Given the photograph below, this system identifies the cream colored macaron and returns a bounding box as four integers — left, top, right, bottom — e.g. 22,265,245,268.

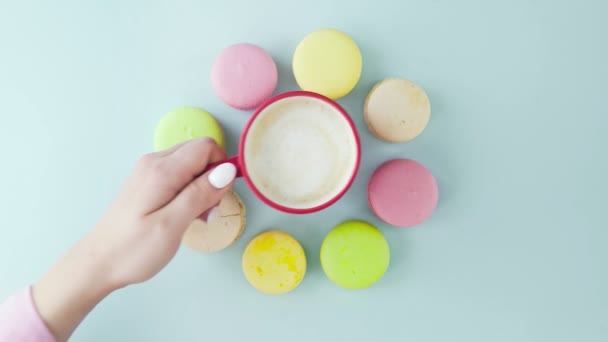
364,78,431,142
182,191,246,253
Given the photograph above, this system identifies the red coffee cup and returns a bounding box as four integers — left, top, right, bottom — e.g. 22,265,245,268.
208,91,361,214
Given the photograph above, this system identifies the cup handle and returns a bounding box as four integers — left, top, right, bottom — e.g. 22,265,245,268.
205,155,243,178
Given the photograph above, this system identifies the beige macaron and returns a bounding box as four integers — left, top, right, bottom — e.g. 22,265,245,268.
364,78,431,142
182,191,246,253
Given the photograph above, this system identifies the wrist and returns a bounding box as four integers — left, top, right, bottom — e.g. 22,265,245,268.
74,230,124,295
32,234,117,341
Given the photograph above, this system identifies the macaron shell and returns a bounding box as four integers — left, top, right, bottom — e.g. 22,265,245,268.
242,230,306,295
182,191,246,253
364,78,431,142
154,107,225,151
292,29,362,99
368,159,438,227
320,220,390,289
211,43,278,110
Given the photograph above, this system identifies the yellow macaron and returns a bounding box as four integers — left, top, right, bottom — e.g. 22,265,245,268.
242,230,306,295
293,29,362,99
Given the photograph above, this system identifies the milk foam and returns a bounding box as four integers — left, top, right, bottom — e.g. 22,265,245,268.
244,96,357,209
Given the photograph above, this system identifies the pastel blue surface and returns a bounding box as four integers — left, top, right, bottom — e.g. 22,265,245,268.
1,0,606,341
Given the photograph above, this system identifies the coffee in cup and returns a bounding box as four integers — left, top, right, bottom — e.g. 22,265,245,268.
243,95,358,210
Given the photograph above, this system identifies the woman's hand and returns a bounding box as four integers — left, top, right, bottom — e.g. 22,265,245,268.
32,138,236,342
88,137,236,287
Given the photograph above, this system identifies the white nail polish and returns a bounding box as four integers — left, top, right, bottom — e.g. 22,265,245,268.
207,206,218,222
208,163,236,189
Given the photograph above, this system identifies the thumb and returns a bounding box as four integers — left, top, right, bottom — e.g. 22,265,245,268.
160,163,237,229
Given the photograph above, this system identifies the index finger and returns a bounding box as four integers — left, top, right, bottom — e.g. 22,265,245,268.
142,138,226,214
164,138,227,180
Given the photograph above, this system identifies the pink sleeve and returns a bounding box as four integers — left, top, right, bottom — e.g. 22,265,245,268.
0,287,56,342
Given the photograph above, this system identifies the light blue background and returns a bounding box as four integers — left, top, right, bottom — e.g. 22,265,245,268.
1,0,606,341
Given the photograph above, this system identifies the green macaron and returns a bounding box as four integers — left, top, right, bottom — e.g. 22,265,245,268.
320,220,390,289
154,106,225,151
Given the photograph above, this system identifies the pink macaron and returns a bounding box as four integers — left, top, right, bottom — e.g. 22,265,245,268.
211,43,278,110
368,159,438,227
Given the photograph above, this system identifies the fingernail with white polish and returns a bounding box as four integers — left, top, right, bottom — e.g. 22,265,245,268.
208,163,236,189
207,206,218,222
